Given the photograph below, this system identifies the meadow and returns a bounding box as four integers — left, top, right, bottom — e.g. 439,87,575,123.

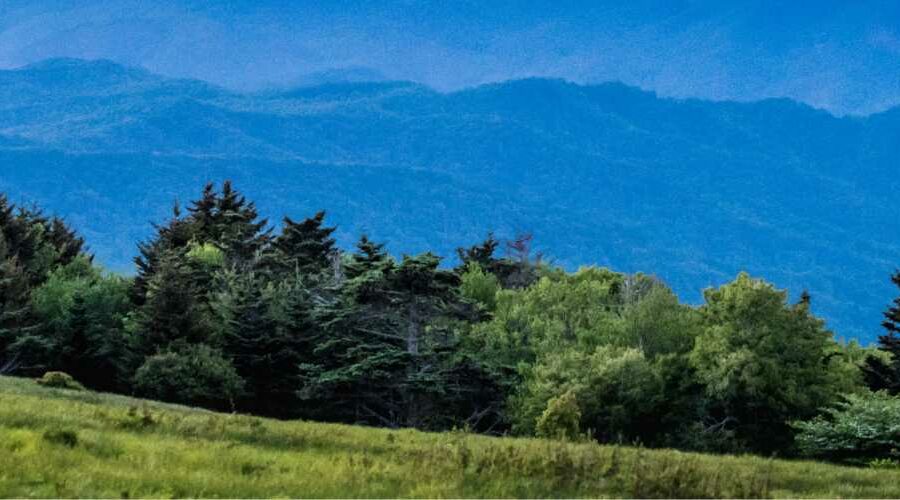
1,375,899,498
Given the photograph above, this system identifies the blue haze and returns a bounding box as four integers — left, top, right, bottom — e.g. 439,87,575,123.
1,59,900,344
4,1,900,115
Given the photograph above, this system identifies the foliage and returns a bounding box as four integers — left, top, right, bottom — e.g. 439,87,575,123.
459,262,500,312
512,345,665,443
133,344,244,411
214,271,317,417
0,184,881,460
793,391,900,463
535,389,581,440
469,268,625,369
29,257,132,390
691,273,845,453
35,371,84,391
862,271,900,395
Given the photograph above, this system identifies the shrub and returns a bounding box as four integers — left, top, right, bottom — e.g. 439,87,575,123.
133,344,244,411
35,371,85,391
792,390,900,463
536,390,581,440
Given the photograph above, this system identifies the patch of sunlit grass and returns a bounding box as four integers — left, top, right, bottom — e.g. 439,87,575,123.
1,375,898,498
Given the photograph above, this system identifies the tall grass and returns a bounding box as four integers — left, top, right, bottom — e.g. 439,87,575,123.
1,375,898,498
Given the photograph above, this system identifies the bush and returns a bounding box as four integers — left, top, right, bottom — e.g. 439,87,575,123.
536,390,582,440
35,371,85,391
133,344,244,411
792,390,900,463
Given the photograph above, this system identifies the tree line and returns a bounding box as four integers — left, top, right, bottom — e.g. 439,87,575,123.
1,181,899,462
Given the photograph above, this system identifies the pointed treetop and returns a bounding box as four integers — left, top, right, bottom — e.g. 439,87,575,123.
273,211,337,275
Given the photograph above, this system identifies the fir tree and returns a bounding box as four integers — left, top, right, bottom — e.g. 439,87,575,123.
456,233,536,289
0,237,41,373
212,181,270,262
219,273,316,417
131,250,211,357
271,211,337,276
300,249,478,429
862,271,900,394
345,235,390,279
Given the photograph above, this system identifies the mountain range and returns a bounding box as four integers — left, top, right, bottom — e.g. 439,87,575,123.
1,58,899,343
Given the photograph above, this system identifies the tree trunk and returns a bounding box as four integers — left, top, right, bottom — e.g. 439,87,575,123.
406,303,419,355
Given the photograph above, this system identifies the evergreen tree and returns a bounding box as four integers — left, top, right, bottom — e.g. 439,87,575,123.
862,271,900,394
345,235,390,279
271,211,337,276
456,233,502,271
0,196,89,374
132,203,195,305
300,247,489,429
59,292,89,378
217,272,316,417
209,181,270,263
130,250,212,357
0,238,42,373
456,233,537,289
133,182,269,305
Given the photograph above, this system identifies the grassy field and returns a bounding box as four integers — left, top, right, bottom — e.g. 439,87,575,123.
1,376,899,498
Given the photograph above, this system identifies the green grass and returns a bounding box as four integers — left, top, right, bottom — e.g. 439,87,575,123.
1,376,899,498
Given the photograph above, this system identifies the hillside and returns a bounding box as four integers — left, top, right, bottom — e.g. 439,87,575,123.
2,58,900,341
1,375,898,498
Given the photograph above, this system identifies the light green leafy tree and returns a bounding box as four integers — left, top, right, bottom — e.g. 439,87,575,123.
691,272,844,453
793,390,900,463
511,345,664,443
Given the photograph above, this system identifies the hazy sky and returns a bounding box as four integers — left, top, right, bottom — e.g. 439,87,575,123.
3,0,900,115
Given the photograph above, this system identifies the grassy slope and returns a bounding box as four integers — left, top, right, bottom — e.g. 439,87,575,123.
1,376,899,498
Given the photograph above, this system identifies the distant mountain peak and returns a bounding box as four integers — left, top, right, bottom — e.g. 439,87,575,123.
18,57,152,78
273,79,427,100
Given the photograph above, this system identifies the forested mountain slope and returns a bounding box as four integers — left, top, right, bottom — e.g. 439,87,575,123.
1,58,898,342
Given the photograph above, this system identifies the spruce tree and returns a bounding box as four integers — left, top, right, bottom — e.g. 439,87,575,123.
131,250,211,357
271,211,337,276
133,182,270,305
0,196,88,374
219,273,316,417
0,237,40,373
456,233,501,271
300,246,482,429
456,233,536,289
59,292,89,380
132,203,196,304
344,235,390,279
863,271,900,394
212,181,270,262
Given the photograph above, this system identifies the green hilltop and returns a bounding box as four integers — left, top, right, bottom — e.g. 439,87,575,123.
2,375,900,498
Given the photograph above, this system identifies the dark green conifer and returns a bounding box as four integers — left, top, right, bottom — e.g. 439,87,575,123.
220,273,315,417
863,271,900,394
272,211,336,276
131,250,211,357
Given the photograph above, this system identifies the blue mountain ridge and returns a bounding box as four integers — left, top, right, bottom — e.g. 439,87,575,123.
1,58,898,343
